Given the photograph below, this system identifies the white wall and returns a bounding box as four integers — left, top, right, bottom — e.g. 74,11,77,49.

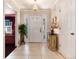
15,9,21,47
51,0,76,59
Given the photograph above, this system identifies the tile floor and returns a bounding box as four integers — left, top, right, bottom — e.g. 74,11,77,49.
6,43,64,59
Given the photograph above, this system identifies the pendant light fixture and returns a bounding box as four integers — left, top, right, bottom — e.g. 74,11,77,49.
33,0,38,11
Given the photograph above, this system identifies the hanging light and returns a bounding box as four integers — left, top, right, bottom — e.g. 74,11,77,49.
33,0,38,11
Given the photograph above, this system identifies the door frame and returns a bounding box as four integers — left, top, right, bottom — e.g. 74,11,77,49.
25,15,47,43
21,9,50,42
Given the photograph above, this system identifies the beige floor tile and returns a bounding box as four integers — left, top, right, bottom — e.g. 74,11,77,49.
42,55,58,59
6,43,64,59
6,56,29,59
29,55,42,59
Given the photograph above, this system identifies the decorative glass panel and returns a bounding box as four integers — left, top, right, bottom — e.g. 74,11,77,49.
5,19,12,34
7,27,11,32
5,20,11,26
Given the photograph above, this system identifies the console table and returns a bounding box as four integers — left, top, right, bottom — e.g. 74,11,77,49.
48,34,58,51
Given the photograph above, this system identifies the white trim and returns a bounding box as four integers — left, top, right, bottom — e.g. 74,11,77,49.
24,16,30,43
15,10,20,47
15,14,17,47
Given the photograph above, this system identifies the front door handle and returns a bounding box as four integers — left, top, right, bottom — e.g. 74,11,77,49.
70,33,75,35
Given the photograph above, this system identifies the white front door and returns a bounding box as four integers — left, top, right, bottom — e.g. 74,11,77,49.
29,15,43,42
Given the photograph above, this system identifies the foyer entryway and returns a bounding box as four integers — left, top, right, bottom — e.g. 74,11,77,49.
22,10,49,43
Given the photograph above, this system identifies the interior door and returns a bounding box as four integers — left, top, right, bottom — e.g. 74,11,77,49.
29,15,43,42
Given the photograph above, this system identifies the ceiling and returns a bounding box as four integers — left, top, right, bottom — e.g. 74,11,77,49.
5,0,59,10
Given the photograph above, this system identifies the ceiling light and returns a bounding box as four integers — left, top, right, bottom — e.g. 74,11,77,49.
33,0,38,11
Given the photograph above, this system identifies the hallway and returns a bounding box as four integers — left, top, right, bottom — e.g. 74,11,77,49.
6,43,64,59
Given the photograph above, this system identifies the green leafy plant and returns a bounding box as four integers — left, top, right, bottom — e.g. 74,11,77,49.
18,24,27,45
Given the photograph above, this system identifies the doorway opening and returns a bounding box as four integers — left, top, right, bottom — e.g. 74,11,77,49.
24,14,48,43
5,14,16,57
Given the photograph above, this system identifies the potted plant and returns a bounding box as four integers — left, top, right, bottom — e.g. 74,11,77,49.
18,24,27,45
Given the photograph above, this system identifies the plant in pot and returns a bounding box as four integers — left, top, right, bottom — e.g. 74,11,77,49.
18,24,27,45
